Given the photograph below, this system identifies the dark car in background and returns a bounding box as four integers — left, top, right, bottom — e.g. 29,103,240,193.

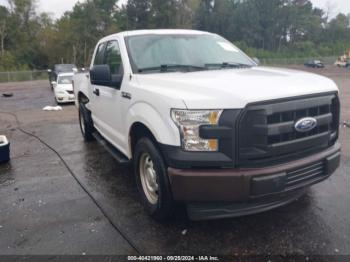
48,64,77,89
345,60,350,69
304,60,325,68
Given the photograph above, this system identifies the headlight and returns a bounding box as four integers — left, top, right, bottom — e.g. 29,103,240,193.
171,109,223,152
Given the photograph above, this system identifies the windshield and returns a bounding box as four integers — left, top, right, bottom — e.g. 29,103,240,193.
125,34,255,73
58,75,73,84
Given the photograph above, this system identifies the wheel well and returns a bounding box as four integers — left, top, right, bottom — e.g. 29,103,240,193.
129,123,158,157
78,92,89,104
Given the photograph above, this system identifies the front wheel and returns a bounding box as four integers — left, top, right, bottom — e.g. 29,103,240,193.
79,103,94,142
134,137,175,221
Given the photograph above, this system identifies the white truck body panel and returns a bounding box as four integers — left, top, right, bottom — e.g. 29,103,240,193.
74,29,339,159
134,67,338,109
73,72,90,107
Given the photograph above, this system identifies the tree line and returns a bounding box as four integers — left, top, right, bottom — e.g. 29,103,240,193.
0,0,350,70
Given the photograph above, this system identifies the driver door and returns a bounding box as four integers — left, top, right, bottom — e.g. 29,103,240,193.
90,40,125,152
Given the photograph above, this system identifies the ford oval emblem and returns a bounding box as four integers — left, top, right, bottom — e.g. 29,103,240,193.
295,117,318,133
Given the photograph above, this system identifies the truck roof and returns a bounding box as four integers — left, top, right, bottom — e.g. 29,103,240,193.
99,29,213,42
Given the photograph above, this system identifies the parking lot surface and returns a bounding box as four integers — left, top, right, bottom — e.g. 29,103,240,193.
0,66,349,256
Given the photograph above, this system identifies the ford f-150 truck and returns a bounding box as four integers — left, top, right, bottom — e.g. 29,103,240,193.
73,30,341,221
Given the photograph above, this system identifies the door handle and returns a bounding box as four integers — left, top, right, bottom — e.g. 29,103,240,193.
122,92,132,100
93,88,100,96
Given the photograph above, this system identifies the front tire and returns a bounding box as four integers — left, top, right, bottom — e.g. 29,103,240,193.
79,103,94,142
134,137,175,221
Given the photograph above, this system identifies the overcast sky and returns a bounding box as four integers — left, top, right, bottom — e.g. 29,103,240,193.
0,0,349,19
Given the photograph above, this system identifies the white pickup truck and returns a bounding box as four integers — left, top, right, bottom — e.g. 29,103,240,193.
73,29,341,221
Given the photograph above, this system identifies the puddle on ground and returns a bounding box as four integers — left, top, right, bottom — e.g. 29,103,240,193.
0,163,14,186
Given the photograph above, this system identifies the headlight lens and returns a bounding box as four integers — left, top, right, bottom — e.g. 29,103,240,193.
171,110,223,152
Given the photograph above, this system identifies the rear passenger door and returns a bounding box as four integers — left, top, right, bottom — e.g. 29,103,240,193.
90,40,126,153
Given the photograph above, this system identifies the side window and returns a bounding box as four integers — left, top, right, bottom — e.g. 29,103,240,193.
105,41,123,74
94,42,107,65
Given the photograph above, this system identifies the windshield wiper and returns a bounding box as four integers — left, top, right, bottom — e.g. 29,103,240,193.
138,64,207,73
205,62,252,69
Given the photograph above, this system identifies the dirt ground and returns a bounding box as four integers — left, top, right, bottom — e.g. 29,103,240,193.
0,65,349,257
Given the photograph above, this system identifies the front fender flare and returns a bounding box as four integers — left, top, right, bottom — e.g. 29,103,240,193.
126,102,180,157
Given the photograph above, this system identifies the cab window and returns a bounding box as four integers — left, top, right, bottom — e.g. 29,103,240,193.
94,42,107,65
105,41,123,74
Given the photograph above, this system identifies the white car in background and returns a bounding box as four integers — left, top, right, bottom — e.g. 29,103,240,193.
52,72,75,104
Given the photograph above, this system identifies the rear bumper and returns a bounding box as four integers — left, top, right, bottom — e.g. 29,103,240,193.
168,143,341,203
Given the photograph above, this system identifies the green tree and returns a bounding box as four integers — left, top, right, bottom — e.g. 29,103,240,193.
1,0,350,71
0,6,9,55
125,0,152,29
176,0,200,29
150,0,180,28
326,14,350,43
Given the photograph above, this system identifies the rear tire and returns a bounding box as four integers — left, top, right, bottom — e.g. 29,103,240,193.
79,103,94,142
134,137,175,221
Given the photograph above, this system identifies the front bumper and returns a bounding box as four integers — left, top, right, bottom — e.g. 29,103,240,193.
168,143,340,219
187,189,306,221
56,94,75,103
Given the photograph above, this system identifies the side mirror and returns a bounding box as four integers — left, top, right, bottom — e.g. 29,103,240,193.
90,65,122,89
252,57,260,65
90,65,111,86
111,74,123,89
51,81,57,87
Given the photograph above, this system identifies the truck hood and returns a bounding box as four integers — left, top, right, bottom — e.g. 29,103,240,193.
135,66,338,109
57,84,73,92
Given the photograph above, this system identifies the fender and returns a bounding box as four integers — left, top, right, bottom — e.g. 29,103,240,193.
126,102,181,157
73,73,91,108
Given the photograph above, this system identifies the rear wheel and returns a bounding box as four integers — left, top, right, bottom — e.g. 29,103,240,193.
134,137,175,221
79,103,94,142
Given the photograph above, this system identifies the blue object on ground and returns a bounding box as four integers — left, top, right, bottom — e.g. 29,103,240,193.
0,135,10,163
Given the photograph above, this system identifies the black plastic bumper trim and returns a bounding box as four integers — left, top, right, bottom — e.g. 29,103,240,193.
160,144,233,169
199,126,233,139
187,190,305,221
250,150,340,197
